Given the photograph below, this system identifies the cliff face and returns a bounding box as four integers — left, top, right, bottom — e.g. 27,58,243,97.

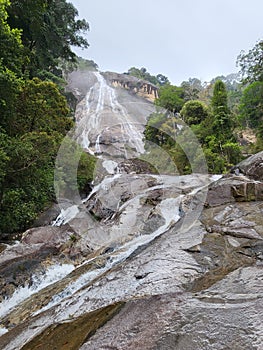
102,71,159,102
2,68,263,349
66,70,159,103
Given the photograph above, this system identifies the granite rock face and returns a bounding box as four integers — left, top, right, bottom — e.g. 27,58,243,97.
1,73,263,349
232,150,263,180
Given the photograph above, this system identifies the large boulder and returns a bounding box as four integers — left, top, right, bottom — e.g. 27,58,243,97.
231,150,263,180
205,151,263,207
206,176,263,207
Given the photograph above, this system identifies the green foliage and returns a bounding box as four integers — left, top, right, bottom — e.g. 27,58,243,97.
0,66,22,126
0,0,24,74
143,112,168,146
180,100,209,125
0,188,38,233
144,79,242,174
181,78,203,101
239,81,263,128
211,80,229,114
0,131,59,233
237,40,263,83
55,137,96,199
0,0,24,126
126,67,169,86
77,57,98,71
0,1,96,235
7,0,89,77
140,144,179,175
77,152,97,194
155,85,185,113
14,78,73,136
0,130,10,185
211,80,233,139
144,112,207,174
127,67,158,85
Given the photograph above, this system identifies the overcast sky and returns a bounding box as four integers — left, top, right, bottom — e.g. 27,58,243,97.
70,0,262,85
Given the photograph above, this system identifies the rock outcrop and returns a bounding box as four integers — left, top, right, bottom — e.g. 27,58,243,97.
102,71,159,102
232,150,263,180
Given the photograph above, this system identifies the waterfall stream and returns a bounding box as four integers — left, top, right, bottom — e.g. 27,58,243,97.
2,71,257,350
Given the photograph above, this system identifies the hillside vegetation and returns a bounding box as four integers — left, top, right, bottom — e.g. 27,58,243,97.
0,0,95,235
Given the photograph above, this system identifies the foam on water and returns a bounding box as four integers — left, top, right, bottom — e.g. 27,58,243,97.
34,196,183,315
0,326,8,336
52,205,79,226
0,263,75,320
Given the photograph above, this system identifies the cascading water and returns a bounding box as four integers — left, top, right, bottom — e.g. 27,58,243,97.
76,72,146,157
1,70,256,350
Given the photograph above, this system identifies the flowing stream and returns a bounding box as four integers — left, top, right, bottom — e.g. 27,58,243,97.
76,72,146,156
2,71,253,350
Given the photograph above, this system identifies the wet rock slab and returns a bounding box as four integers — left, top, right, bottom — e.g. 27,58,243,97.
0,225,80,301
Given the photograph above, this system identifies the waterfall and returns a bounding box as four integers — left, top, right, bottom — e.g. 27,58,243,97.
76,72,146,157
0,71,223,350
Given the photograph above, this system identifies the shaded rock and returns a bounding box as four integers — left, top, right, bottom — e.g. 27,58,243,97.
140,212,165,235
209,225,262,240
118,158,158,174
21,225,77,247
206,176,263,207
0,244,6,254
33,204,61,227
232,151,263,180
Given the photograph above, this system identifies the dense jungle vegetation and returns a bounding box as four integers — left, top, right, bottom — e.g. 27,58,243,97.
0,0,95,235
136,40,263,174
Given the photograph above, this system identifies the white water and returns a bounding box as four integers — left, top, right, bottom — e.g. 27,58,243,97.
95,134,102,154
52,205,79,226
77,72,145,156
84,173,122,203
0,326,8,336
33,196,183,315
0,264,75,320
102,160,119,174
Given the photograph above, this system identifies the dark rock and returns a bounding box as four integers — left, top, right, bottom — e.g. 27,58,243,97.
118,158,158,174
21,225,77,247
33,204,61,227
231,150,263,180
206,176,263,207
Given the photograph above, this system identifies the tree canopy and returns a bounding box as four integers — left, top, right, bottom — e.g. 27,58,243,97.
180,100,209,125
0,0,95,236
126,67,170,86
7,0,89,78
237,40,263,83
155,84,185,114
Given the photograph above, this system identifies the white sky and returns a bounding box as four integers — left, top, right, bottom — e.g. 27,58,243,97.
70,0,262,85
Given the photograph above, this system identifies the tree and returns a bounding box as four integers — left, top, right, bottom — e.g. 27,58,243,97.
126,67,169,86
0,0,24,72
180,100,209,125
0,0,96,236
0,131,59,232
239,81,263,128
144,112,168,146
156,74,170,86
237,40,263,83
211,80,233,137
7,78,73,136
7,0,89,77
127,67,158,85
155,84,185,114
181,78,203,101
0,0,24,125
